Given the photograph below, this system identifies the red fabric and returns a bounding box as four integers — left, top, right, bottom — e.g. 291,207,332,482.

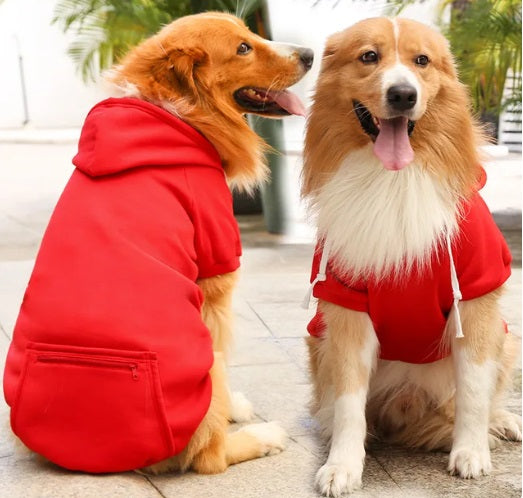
3,98,241,472
307,188,511,364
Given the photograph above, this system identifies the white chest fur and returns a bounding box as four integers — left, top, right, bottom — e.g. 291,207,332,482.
313,147,460,282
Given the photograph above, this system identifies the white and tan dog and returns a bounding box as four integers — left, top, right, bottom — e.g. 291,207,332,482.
302,17,521,496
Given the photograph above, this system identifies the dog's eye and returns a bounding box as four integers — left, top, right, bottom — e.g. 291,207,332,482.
415,55,430,66
237,42,252,55
360,51,378,64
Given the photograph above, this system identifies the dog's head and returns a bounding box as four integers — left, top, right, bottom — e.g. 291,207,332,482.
303,18,481,196
108,13,313,189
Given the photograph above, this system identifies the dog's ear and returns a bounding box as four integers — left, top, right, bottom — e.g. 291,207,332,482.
435,37,458,80
154,47,209,97
321,32,343,70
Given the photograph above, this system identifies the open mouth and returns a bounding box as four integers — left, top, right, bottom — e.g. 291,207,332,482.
353,100,415,141
234,87,306,117
353,100,416,171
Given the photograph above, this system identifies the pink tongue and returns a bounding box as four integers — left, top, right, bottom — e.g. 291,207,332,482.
267,90,306,117
373,116,414,170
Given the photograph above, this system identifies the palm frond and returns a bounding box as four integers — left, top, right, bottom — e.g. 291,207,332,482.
53,0,265,82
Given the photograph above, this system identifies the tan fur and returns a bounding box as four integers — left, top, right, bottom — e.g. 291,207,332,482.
197,271,239,356
130,13,309,475
452,289,505,363
309,294,520,452
108,12,307,191
321,301,373,395
302,17,483,199
304,18,520,489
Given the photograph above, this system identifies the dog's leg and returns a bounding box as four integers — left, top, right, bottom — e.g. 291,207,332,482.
190,357,286,473
489,332,522,444
315,302,379,497
198,271,254,422
448,291,507,478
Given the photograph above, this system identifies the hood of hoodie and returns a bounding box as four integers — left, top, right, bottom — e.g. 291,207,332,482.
73,98,222,177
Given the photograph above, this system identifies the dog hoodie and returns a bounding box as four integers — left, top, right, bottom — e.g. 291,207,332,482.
306,176,511,364
3,97,241,472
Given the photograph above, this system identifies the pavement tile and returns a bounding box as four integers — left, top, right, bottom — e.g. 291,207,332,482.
231,299,272,339
228,362,311,438
370,441,522,497
0,455,161,498
149,439,321,498
246,300,316,338
0,260,33,338
229,334,291,366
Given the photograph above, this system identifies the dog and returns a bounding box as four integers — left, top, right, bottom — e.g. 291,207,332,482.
3,12,312,475
301,17,521,496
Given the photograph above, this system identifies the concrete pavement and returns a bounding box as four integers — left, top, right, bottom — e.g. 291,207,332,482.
0,141,520,497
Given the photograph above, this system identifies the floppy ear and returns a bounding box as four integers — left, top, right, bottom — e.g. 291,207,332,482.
153,47,208,97
320,32,343,71
435,37,458,80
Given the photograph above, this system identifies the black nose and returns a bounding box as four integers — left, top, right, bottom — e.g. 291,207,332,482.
298,48,314,71
387,84,417,111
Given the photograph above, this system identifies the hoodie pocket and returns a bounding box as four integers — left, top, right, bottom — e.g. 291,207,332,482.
12,343,174,473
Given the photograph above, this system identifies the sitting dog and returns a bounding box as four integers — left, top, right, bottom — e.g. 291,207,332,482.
3,12,313,474
302,17,520,496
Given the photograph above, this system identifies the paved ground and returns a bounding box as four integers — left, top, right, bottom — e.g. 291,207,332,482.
0,142,520,497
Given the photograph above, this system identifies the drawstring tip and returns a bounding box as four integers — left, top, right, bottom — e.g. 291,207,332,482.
301,288,313,310
452,300,464,339
301,274,326,310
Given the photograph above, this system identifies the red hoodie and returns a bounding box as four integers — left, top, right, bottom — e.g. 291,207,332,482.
3,98,241,472
307,180,511,364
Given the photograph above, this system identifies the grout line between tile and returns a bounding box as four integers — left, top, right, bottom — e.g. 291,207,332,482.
0,321,10,341
143,475,168,498
372,454,402,489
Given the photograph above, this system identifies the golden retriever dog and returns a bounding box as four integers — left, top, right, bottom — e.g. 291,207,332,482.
4,13,312,475
301,17,520,496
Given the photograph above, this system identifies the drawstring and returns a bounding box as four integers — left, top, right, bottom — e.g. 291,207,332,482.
446,231,464,339
302,232,464,339
301,237,332,309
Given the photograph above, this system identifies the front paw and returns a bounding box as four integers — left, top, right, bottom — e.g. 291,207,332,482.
448,446,492,478
242,421,288,456
315,461,363,497
229,391,254,422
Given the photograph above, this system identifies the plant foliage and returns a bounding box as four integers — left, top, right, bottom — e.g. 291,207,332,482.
53,0,263,81
443,0,521,117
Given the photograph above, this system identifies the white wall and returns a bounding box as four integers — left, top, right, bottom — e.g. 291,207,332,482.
0,0,105,128
0,0,441,132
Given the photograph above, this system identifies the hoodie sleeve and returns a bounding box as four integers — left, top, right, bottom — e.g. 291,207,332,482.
184,166,242,279
455,193,511,300
310,248,369,312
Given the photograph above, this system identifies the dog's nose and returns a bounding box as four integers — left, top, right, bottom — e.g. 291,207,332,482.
298,48,314,71
387,84,417,111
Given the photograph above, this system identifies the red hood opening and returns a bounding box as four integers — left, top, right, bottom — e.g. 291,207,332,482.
73,98,221,177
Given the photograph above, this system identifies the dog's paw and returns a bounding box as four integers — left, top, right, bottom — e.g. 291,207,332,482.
490,409,522,442
448,446,491,478
230,391,254,423
315,462,363,497
242,421,288,456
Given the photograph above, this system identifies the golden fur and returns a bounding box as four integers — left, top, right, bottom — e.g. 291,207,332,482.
303,17,520,494
109,12,308,191
103,12,311,475
302,17,482,199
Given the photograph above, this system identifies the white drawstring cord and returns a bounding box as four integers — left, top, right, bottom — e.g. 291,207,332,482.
446,231,464,339
302,232,464,340
301,237,332,309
